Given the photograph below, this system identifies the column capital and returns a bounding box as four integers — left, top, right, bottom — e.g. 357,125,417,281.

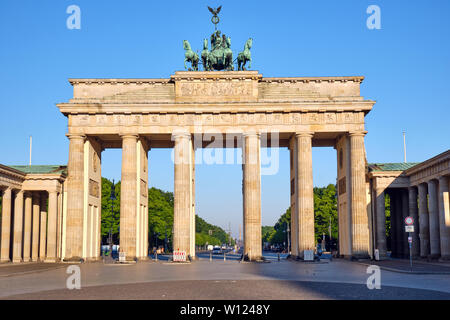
295,132,313,138
438,175,449,184
348,131,367,137
119,133,139,139
242,132,260,138
66,133,86,140
171,132,191,140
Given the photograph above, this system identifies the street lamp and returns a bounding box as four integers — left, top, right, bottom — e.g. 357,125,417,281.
109,179,116,257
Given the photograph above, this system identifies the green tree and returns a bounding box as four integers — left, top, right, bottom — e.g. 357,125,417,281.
313,184,338,241
261,226,275,243
148,187,174,247
101,178,120,243
269,207,291,245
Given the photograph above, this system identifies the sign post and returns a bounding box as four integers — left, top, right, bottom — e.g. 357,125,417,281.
405,216,414,272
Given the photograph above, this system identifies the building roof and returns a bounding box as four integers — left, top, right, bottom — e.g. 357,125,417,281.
8,165,67,175
368,162,420,172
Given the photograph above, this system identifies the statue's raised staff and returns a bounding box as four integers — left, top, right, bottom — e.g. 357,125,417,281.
237,38,252,71
183,40,199,71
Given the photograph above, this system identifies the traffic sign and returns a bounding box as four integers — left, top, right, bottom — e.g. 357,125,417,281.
408,236,412,243
405,216,414,225
405,225,414,232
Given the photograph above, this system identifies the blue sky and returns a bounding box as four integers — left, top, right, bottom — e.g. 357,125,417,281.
1,1,449,237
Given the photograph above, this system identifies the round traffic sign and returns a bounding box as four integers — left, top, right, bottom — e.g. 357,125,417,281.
405,216,414,225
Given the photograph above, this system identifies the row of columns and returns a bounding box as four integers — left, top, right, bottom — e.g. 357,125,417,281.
0,189,60,263
375,175,450,260
62,130,370,262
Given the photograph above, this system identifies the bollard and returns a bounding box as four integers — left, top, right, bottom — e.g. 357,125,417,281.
155,252,158,262
278,253,280,261
210,251,212,262
224,252,226,261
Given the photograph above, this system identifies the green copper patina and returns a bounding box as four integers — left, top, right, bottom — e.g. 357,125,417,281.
183,6,252,72
237,38,252,71
183,40,199,71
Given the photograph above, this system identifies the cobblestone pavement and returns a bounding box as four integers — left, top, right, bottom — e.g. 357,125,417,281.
0,257,449,300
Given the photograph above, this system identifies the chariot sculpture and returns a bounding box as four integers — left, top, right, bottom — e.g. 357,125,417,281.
183,6,253,71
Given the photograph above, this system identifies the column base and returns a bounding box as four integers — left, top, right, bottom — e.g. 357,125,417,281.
12,258,23,263
138,256,150,261
63,256,84,263
428,254,441,261
44,257,60,263
243,254,264,262
22,258,31,263
439,256,450,261
0,258,11,264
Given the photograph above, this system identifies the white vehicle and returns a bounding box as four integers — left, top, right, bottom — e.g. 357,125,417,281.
212,246,221,254
207,245,214,251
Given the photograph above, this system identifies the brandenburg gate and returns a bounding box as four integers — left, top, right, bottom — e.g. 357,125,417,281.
57,70,376,262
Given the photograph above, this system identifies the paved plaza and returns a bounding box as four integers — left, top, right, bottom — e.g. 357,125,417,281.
1,254,449,300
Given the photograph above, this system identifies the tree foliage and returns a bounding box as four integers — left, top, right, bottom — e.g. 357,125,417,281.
100,177,232,250
266,184,339,246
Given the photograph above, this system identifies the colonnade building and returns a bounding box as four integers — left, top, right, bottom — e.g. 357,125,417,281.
0,71,448,263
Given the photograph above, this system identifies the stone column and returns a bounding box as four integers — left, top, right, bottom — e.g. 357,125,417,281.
428,180,441,258
375,187,387,258
289,138,298,257
295,133,315,258
173,133,193,256
23,192,33,262
31,193,40,262
408,186,420,258
1,188,12,262
64,134,85,261
438,176,450,259
46,191,58,262
39,193,48,260
120,134,138,261
12,190,24,263
349,132,370,258
401,189,410,257
242,132,262,261
418,183,430,258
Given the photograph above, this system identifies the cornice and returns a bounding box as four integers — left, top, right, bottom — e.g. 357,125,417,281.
260,76,364,84
69,78,171,86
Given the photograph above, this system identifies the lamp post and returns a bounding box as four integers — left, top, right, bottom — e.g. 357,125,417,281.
109,180,116,257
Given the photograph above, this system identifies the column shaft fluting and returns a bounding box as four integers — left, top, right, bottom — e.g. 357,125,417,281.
39,194,48,260
418,183,430,257
438,176,450,259
46,191,58,261
296,133,315,258
242,133,262,260
173,133,193,256
349,132,370,257
31,193,40,261
408,187,420,257
428,180,441,258
375,188,387,257
120,134,138,261
12,191,24,263
1,188,12,262
65,134,85,260
23,193,32,262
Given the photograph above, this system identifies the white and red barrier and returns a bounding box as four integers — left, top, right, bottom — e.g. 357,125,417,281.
173,250,187,262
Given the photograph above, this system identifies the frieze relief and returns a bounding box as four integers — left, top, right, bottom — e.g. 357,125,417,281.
178,81,252,97
71,111,358,128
